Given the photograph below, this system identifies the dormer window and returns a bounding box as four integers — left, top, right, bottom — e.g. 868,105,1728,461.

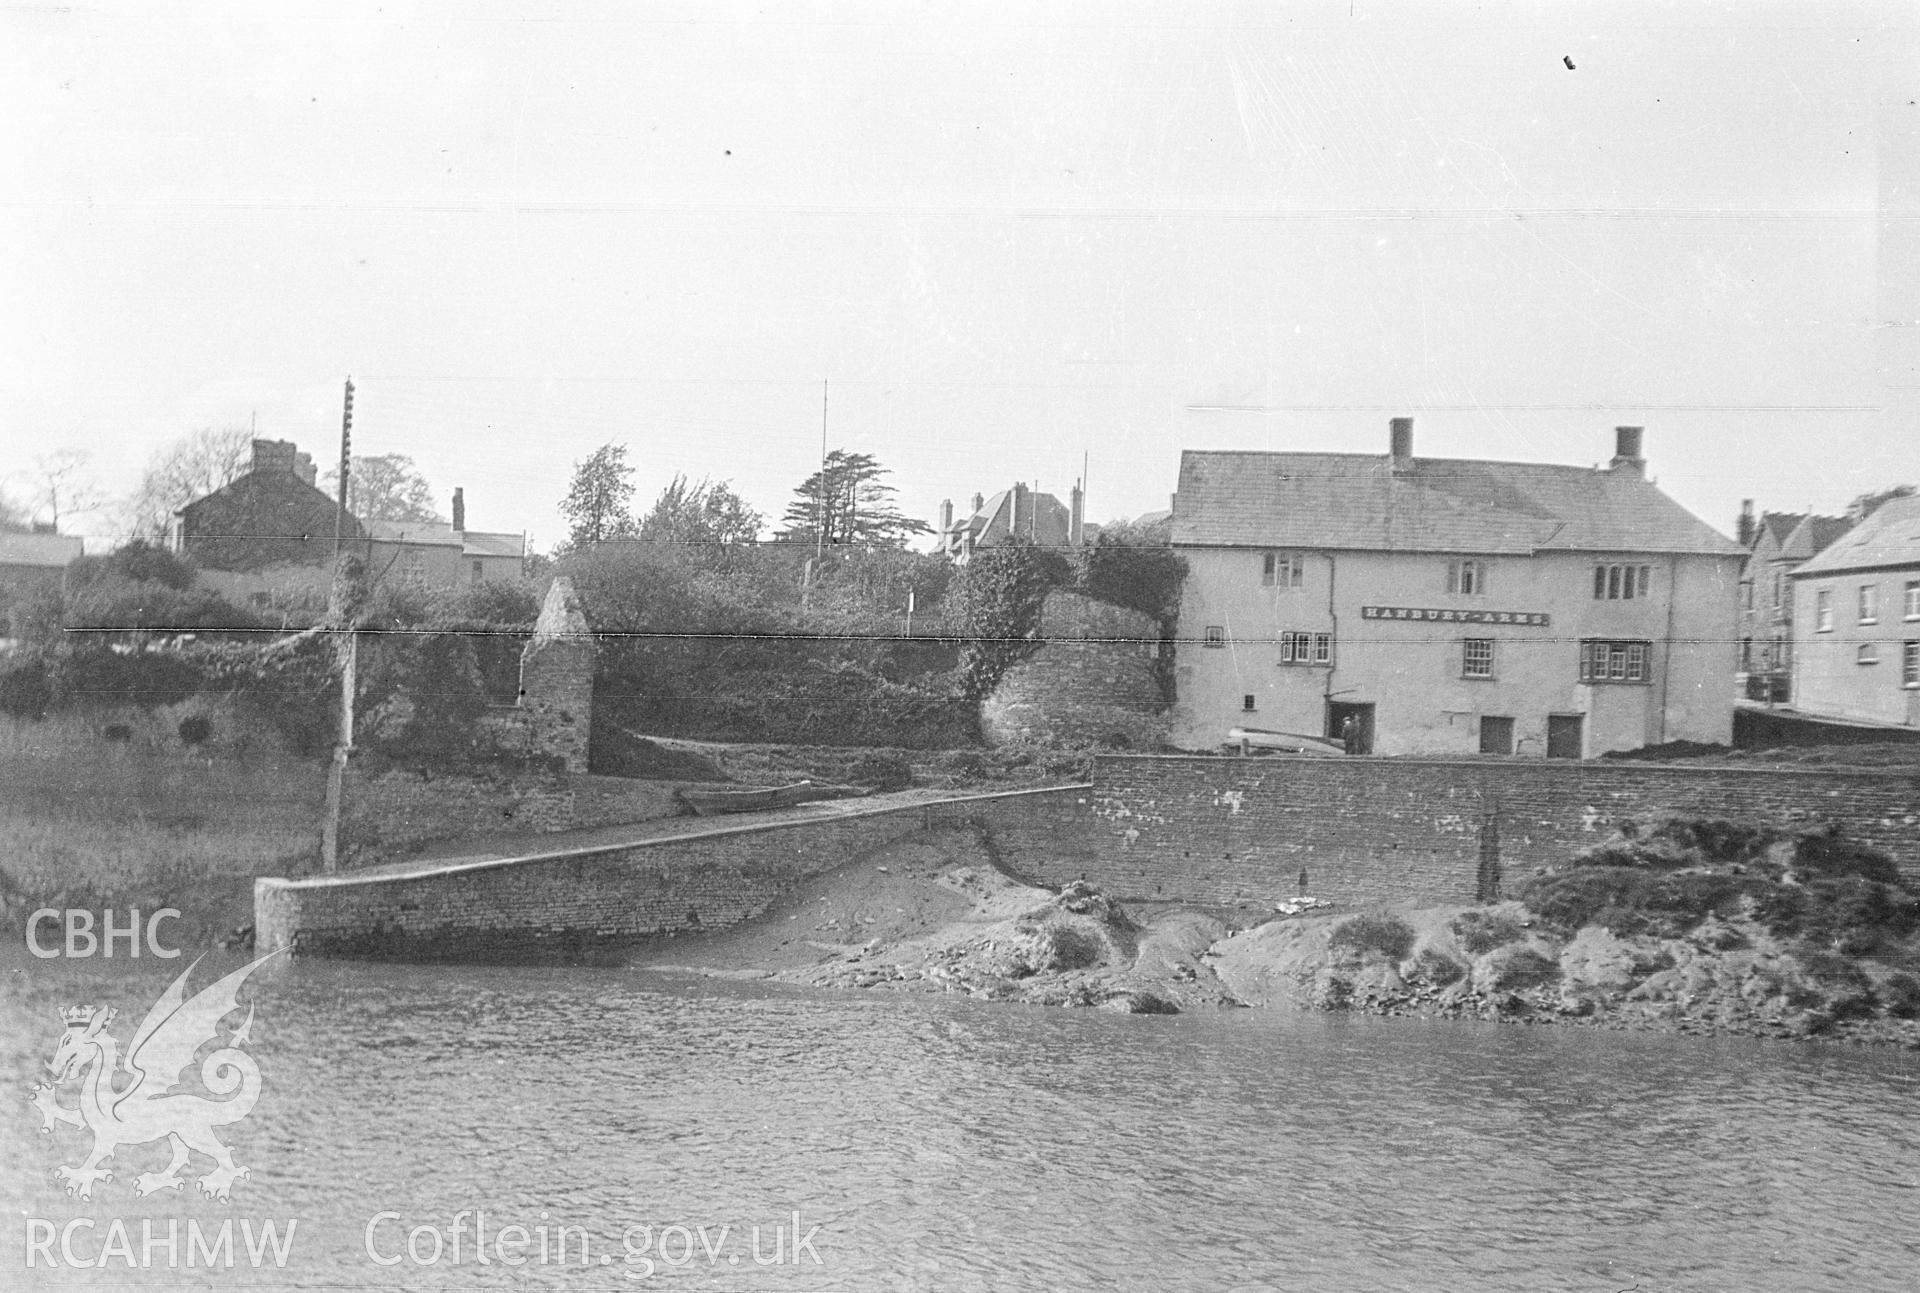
1262,552,1303,589
1447,560,1486,596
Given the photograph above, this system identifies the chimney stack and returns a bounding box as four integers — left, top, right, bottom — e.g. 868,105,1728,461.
1389,417,1414,469
1737,499,1756,547
1610,426,1646,475
452,487,466,533
938,498,953,535
293,452,317,487
250,438,297,477
1070,480,1084,546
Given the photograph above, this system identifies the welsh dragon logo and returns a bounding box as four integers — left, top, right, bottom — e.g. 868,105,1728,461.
28,951,282,1202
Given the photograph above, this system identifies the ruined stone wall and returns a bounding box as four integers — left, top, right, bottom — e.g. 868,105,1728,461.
981,590,1167,749
477,577,595,772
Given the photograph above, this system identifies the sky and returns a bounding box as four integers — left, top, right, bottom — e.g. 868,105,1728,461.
3,0,1915,553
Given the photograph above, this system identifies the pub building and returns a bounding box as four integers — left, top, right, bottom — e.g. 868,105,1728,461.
1168,420,1742,757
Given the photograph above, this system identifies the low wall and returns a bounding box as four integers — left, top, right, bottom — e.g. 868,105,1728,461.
1073,755,1920,909
256,785,1094,961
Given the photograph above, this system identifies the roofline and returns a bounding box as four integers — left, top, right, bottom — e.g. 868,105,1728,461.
1170,539,1742,559
1178,448,1627,476
1789,558,1920,578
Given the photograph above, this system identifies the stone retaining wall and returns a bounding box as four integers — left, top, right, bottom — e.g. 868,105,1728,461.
256,785,1095,961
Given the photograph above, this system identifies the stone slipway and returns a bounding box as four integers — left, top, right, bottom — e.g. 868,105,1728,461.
254,783,1096,962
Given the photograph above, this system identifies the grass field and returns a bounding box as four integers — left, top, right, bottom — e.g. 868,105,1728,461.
0,713,326,909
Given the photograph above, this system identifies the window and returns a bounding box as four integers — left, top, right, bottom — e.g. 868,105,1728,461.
1262,552,1303,589
1740,581,1753,611
1447,560,1486,595
1815,589,1833,632
472,560,485,584
1905,641,1920,688
1462,638,1495,679
1907,581,1920,620
1203,625,1226,649
1242,694,1257,712
1859,584,1879,624
1279,631,1333,666
1593,563,1652,600
1740,638,1752,670
1579,639,1652,684
1772,568,1785,608
1858,643,1880,665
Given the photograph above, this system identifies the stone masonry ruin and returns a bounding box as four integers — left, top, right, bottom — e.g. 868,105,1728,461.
479,576,596,772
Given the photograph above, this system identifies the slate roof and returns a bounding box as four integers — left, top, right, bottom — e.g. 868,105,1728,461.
0,531,83,567
1757,511,1806,548
1792,495,1920,576
1171,451,1741,557
365,520,462,548
461,530,526,559
1777,514,1853,563
941,487,1073,548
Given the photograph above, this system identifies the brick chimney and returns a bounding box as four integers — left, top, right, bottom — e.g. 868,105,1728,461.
250,439,297,476
1388,417,1414,472
293,452,317,487
970,492,984,516
1737,499,1756,547
938,498,952,535
1610,426,1646,475
1070,479,1084,545
452,487,466,533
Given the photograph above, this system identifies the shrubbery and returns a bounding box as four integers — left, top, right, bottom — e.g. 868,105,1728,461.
1328,913,1415,962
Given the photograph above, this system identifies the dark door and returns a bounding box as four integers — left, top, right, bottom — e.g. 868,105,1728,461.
1326,701,1375,755
1546,714,1584,759
1478,716,1515,755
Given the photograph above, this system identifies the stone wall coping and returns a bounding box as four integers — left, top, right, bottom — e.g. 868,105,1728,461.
256,782,1092,895
1097,753,1920,783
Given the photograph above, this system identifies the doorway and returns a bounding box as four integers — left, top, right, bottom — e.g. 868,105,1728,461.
1478,716,1515,756
1546,714,1584,759
1326,701,1375,755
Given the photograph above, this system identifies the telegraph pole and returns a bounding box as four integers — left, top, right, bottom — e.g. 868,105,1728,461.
320,378,356,873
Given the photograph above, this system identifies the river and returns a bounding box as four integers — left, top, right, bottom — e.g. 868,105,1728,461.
4,950,1917,1291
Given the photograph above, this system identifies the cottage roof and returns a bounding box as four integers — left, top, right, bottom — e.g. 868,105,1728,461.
1792,495,1920,576
1171,451,1741,557
365,519,462,548
461,530,526,559
0,530,83,567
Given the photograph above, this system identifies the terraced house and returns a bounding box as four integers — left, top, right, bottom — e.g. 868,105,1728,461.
1788,494,1920,728
1170,421,1743,757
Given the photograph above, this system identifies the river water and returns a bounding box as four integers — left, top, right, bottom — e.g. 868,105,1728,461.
4,949,1918,1291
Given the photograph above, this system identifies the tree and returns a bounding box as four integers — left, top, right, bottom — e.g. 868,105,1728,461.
637,474,763,548
951,534,1070,701
1071,514,1187,628
124,426,252,540
777,450,932,549
322,453,442,524
0,489,29,532
28,450,103,531
1847,484,1917,522
559,442,639,550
